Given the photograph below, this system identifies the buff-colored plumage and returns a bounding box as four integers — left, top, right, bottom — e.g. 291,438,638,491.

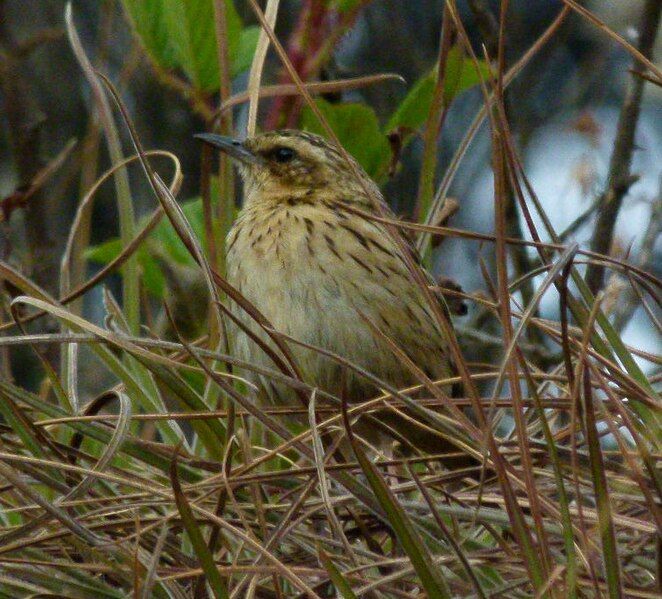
222,130,453,414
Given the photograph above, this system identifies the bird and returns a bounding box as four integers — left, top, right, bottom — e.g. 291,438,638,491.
197,129,467,460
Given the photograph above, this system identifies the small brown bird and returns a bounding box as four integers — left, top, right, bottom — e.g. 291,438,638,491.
198,129,463,455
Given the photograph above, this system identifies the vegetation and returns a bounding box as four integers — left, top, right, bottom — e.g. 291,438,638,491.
0,1,659,597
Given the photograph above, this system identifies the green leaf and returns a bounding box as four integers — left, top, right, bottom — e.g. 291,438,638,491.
86,240,165,298
121,0,178,68
387,69,436,132
443,45,491,103
140,254,167,297
85,237,122,264
234,26,261,75
387,46,491,132
301,98,391,180
155,198,205,265
122,0,250,91
162,0,239,91
85,198,205,299
334,0,362,12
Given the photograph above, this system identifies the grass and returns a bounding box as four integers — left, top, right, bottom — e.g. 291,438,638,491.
0,1,659,598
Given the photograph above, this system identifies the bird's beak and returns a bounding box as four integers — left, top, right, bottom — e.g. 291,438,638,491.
195,133,264,165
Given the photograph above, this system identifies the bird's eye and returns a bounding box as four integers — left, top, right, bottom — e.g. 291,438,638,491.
272,147,296,163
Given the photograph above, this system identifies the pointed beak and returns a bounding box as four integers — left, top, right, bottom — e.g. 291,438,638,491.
195,133,264,165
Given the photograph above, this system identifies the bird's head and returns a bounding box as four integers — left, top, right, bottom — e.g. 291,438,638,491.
196,129,373,203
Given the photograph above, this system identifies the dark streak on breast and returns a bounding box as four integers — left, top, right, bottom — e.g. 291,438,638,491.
227,229,239,253
387,264,405,277
375,265,390,278
250,232,263,249
369,237,396,258
341,224,369,249
348,252,372,274
322,199,349,220
324,233,341,259
285,194,314,206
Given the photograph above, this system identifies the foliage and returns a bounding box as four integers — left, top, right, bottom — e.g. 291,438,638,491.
86,40,490,283
86,198,205,298
122,0,258,90
0,2,659,599
386,45,493,132
301,99,391,180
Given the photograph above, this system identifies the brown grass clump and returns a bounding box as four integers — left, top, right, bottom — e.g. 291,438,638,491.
0,1,659,598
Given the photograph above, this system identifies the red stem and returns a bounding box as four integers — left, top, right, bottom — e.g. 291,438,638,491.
264,0,337,129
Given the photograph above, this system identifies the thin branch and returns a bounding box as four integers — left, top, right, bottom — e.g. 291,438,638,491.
585,0,661,294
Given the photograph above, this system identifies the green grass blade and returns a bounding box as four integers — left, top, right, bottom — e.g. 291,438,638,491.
343,405,453,598
169,449,229,599
582,368,623,598
318,548,359,599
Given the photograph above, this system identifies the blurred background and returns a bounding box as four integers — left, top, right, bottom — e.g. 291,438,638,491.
1,0,660,395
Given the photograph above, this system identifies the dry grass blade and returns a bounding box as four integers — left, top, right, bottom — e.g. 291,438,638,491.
419,5,571,253
318,547,359,599
65,1,139,332
0,459,104,548
0,150,181,390
96,73,223,315
341,399,454,598
490,243,579,403
215,73,405,119
0,138,76,224
140,523,170,599
187,505,324,597
265,325,479,452
409,465,488,598
60,150,182,293
0,2,658,597
246,0,280,136
560,0,662,83
308,390,358,565
0,390,131,547
582,366,623,597
174,317,390,523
